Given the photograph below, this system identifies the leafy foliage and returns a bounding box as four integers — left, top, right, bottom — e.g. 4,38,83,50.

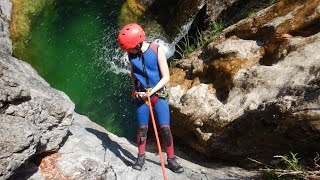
260,152,320,180
276,152,302,171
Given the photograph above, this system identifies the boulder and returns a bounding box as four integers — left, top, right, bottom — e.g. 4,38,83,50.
11,113,258,180
0,0,12,55
0,0,74,178
168,0,320,164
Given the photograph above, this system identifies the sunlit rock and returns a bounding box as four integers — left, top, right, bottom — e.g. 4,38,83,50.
168,0,320,164
0,1,74,178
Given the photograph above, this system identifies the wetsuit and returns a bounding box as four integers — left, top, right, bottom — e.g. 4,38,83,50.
129,43,174,158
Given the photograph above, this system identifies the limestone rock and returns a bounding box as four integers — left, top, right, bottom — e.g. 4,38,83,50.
169,0,320,164
0,49,75,180
28,113,257,180
0,0,12,55
0,0,74,178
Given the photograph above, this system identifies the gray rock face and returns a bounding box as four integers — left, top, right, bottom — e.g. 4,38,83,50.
0,0,74,179
0,46,75,180
149,0,206,39
204,0,238,25
168,0,320,163
138,0,241,39
10,115,258,180
0,0,12,55
52,113,257,180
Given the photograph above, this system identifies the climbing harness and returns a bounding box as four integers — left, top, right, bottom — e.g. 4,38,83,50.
131,88,168,106
131,42,168,105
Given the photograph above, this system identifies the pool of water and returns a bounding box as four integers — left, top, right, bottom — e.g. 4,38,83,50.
21,0,140,139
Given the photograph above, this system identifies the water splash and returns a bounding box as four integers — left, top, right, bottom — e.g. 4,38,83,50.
99,37,176,76
173,1,205,44
93,32,131,75
110,50,130,75
174,18,194,43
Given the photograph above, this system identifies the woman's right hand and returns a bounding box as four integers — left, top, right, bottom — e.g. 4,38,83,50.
136,92,147,100
132,91,147,100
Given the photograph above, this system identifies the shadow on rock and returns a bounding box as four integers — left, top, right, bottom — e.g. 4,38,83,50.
85,128,136,166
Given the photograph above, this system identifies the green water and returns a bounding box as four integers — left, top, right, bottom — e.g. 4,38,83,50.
22,0,138,139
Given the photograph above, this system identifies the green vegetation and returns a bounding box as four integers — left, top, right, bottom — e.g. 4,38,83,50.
259,152,320,180
173,20,224,62
172,0,281,64
174,34,194,60
276,152,303,172
197,19,224,47
10,0,55,60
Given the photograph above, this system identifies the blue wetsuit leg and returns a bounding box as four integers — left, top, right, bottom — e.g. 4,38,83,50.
153,98,170,126
135,99,150,126
135,97,170,126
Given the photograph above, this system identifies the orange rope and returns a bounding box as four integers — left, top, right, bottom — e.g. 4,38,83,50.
147,92,168,180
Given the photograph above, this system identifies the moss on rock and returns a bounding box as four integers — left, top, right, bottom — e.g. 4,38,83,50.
10,0,54,60
118,0,146,28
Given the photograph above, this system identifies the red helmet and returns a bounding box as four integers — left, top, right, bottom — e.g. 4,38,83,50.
118,23,146,50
